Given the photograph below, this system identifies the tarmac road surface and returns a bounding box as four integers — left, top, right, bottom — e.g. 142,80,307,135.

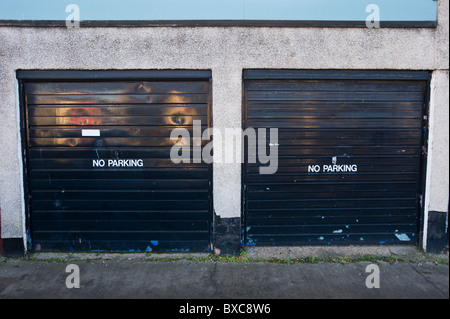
0,257,448,300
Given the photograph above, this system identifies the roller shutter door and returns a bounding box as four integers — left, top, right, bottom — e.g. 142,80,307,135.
19,70,212,252
243,70,429,246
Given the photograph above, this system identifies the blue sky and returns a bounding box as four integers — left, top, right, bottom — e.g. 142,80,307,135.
0,0,437,21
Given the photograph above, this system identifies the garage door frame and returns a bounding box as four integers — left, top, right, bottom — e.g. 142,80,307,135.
18,69,213,252
242,69,431,247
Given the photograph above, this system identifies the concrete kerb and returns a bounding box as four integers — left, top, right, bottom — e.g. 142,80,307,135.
14,245,449,264
245,245,440,260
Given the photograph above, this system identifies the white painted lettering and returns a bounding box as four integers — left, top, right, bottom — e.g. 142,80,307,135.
92,159,105,167
94,159,144,168
308,165,321,173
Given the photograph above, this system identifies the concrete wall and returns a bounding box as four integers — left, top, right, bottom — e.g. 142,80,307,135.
424,70,449,252
427,71,449,214
0,1,448,252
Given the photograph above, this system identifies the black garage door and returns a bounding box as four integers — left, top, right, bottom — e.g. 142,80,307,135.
19,70,212,252
243,70,429,246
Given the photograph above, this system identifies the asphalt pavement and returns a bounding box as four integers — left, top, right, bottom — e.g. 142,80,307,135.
0,247,448,300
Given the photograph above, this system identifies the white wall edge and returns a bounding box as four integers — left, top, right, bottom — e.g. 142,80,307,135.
422,72,438,252
14,74,27,252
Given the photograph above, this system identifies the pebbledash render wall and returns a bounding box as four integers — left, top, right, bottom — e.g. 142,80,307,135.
0,1,448,254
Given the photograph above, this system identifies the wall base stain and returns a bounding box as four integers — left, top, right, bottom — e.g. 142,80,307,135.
213,214,241,256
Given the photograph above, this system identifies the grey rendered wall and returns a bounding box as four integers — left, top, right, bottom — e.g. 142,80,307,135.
0,1,448,251
423,0,449,251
